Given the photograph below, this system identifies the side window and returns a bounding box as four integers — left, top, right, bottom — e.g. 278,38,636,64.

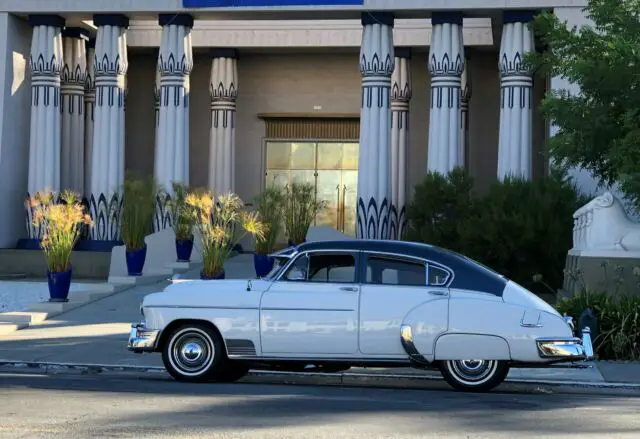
282,252,356,283
365,255,426,286
428,264,451,286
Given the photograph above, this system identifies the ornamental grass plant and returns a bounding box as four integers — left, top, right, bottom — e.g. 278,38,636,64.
120,172,158,251
254,185,286,255
166,181,196,241
283,181,325,245
186,191,265,278
29,190,92,273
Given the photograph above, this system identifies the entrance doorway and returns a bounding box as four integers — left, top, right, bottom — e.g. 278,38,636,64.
264,141,359,236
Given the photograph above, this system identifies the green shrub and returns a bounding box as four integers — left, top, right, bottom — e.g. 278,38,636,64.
557,290,640,361
405,167,587,296
459,172,585,296
403,167,475,253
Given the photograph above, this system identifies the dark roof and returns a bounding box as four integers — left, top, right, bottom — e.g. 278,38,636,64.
296,239,459,265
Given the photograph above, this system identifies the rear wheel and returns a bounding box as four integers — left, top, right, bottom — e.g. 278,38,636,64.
439,360,509,392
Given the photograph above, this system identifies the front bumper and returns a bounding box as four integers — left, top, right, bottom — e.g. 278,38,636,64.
127,322,161,353
536,328,595,361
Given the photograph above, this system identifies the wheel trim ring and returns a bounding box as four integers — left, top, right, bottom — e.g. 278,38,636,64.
167,328,216,377
447,360,499,386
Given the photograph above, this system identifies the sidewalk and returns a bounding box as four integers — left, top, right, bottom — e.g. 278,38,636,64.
0,253,638,386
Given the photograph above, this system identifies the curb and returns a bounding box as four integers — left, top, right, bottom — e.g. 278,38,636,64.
2,361,640,391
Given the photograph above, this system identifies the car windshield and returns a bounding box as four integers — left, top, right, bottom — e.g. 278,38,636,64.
261,256,289,281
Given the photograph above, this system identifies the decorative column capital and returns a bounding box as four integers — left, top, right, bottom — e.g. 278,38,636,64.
27,15,65,28
93,14,130,28
61,28,89,91
391,51,411,111
499,11,535,84
428,12,464,83
158,13,194,28
360,13,394,86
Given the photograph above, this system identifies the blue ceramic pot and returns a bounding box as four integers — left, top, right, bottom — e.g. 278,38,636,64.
126,245,147,276
254,253,274,278
175,238,194,262
201,269,225,280
47,267,72,302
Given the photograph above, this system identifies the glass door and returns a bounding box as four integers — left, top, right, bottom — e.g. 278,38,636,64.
264,141,359,237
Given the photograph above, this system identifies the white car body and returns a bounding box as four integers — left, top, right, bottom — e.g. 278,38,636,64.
129,239,594,392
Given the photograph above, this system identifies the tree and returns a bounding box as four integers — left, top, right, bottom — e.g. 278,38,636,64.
527,0,640,208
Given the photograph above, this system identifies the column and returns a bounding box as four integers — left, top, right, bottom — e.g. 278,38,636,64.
84,38,95,198
357,12,394,240
209,48,238,196
427,12,465,174
155,14,194,193
390,47,411,241
497,11,535,180
26,15,65,239
90,14,129,241
460,57,472,168
61,28,88,195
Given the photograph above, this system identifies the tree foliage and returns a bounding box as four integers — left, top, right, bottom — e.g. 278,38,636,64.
527,0,640,208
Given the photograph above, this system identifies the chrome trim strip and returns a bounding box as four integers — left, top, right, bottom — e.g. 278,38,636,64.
520,312,543,328
399,324,430,365
227,355,410,363
127,322,161,352
145,305,260,310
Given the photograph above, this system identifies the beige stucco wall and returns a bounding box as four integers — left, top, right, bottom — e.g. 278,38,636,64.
125,49,547,204
0,13,32,247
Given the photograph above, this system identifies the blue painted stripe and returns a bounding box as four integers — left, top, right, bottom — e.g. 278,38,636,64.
184,0,363,7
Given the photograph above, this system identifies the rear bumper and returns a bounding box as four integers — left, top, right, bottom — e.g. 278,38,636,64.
536,328,595,361
127,322,161,353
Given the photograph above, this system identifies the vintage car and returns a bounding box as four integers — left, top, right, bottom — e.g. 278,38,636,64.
128,239,594,392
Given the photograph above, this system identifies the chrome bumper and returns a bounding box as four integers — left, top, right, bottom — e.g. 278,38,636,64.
536,327,595,361
127,322,161,353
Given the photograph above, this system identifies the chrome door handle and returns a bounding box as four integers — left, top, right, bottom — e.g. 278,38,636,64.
428,290,448,296
339,286,358,292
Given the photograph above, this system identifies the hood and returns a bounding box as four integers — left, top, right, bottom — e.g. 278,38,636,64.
143,278,271,309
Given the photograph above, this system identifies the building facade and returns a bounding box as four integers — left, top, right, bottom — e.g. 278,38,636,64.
0,1,593,249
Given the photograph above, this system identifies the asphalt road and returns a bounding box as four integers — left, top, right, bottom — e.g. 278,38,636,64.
1,373,640,438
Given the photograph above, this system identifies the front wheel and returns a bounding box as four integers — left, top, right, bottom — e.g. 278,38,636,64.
439,360,509,392
162,323,232,383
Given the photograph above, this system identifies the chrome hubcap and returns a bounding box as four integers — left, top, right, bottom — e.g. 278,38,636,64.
171,331,214,374
450,360,496,384
181,342,204,362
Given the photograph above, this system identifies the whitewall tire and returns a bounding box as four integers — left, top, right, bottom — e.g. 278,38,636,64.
439,360,509,392
162,323,248,383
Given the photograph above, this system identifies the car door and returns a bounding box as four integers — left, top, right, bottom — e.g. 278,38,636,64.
259,250,361,356
358,252,451,357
